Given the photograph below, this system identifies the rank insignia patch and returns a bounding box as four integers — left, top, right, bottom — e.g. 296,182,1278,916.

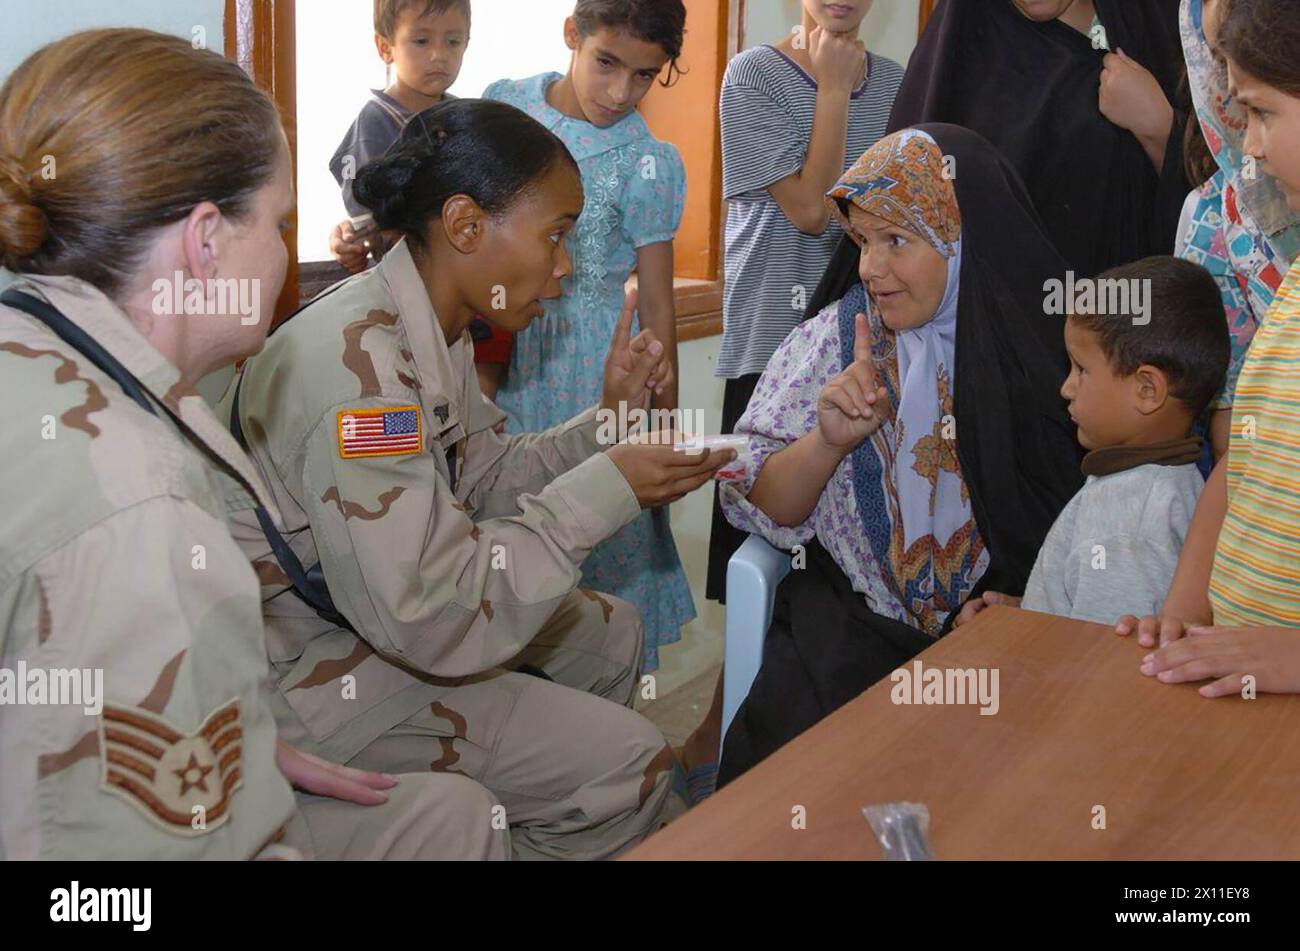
98,698,244,836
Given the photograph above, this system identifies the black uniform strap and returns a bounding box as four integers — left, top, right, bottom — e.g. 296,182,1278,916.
1,286,356,633
1,290,157,416
229,375,356,632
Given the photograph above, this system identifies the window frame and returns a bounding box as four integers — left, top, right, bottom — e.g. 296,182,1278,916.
224,0,931,335
226,0,743,337
226,0,738,334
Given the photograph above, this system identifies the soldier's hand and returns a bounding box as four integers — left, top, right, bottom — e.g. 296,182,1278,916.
601,288,673,414
607,429,736,509
276,740,398,806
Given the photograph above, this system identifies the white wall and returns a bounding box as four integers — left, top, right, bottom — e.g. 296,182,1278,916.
662,331,726,691
0,0,226,294
0,0,224,67
0,0,229,397
745,0,920,67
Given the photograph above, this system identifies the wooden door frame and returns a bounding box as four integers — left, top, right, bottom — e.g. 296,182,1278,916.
642,0,742,341
225,0,299,321
920,0,937,36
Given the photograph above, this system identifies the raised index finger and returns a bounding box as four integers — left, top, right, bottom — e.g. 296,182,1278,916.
611,287,640,352
853,312,872,363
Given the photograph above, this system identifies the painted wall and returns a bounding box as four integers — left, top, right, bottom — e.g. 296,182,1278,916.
0,0,225,284
0,0,224,69
745,0,920,67
0,1,230,398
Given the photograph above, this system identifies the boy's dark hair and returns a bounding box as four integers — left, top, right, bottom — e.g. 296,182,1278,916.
573,0,687,86
375,0,471,41
354,99,578,248
1070,256,1229,419
1221,0,1300,97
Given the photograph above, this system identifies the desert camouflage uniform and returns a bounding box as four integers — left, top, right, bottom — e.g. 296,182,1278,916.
0,275,507,861
223,240,681,860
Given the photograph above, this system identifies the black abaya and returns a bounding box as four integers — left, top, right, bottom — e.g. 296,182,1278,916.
888,0,1189,278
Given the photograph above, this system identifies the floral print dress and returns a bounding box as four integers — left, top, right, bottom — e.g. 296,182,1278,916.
484,73,693,671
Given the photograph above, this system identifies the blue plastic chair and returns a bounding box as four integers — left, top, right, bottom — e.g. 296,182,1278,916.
722,535,792,739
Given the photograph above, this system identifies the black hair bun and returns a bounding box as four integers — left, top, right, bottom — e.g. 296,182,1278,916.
353,152,425,230
347,99,576,248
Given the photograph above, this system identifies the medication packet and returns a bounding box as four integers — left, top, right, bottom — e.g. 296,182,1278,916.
675,435,751,482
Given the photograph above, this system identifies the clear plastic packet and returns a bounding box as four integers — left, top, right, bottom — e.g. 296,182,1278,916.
862,802,934,861
674,434,751,482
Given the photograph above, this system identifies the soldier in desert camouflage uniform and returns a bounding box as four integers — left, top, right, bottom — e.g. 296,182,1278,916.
225,99,733,859
0,29,507,861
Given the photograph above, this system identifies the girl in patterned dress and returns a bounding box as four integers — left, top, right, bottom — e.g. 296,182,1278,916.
479,1,692,674
1174,0,1300,461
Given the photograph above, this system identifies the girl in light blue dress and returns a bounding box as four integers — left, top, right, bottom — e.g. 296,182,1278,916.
482,0,692,672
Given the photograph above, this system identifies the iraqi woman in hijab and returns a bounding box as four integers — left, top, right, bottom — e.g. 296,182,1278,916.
890,0,1189,279
716,125,1084,784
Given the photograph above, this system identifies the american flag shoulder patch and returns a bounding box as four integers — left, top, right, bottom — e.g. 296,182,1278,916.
337,406,423,459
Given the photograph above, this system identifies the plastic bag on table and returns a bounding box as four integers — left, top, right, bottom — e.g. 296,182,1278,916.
863,802,934,860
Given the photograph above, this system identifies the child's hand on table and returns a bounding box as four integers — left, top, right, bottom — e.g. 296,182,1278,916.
1139,626,1300,697
953,591,1022,628
1114,614,1192,648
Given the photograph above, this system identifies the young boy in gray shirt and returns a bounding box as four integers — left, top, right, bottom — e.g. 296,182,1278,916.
329,0,469,272
958,256,1230,628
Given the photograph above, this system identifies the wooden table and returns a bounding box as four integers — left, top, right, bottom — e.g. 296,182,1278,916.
627,606,1300,860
